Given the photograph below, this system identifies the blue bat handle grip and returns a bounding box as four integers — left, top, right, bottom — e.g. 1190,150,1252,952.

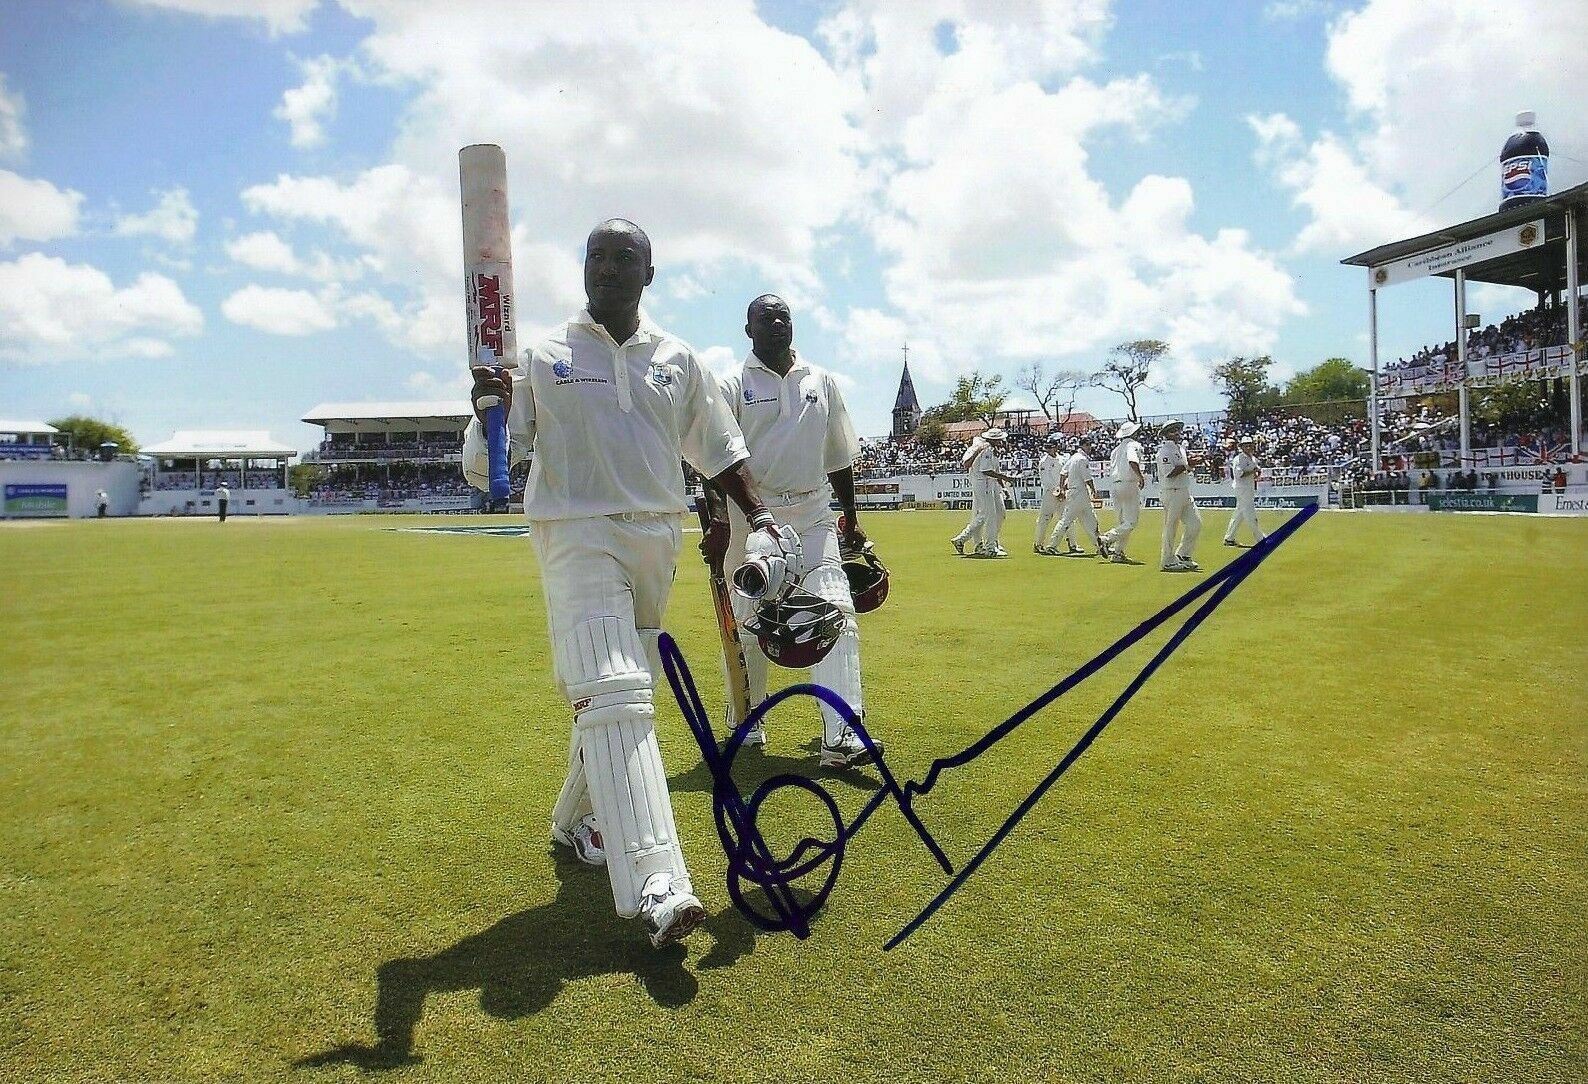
486,402,509,501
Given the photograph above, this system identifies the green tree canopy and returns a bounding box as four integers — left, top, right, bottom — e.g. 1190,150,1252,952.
1211,355,1279,423
922,371,1007,424
47,415,139,455
1283,358,1369,405
914,416,948,446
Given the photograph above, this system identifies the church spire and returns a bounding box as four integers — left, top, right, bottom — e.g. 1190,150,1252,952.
892,343,921,438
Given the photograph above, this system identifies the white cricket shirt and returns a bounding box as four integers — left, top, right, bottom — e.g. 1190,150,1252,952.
1156,440,1190,490
216,485,230,501
1111,439,1144,486
971,444,1004,482
1231,452,1259,492
463,308,748,520
1062,451,1092,494
717,350,859,496
1038,453,1062,494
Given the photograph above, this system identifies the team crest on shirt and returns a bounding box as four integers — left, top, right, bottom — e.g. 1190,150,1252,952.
649,362,673,387
803,388,819,404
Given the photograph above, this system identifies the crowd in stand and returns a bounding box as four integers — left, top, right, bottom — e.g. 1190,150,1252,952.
316,435,463,460
1383,302,1571,373
152,470,283,490
308,461,474,503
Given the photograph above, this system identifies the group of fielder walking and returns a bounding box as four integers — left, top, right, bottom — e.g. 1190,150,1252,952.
952,422,1269,571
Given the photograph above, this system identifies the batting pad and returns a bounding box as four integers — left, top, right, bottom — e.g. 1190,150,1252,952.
576,704,685,917
811,624,862,744
558,615,684,917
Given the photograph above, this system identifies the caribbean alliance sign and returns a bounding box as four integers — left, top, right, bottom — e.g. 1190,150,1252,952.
1370,220,1544,290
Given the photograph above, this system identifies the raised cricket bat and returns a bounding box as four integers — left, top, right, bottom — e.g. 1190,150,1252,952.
696,497,752,729
459,144,517,502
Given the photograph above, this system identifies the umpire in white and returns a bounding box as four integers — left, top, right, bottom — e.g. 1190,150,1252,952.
465,219,795,948
703,294,875,768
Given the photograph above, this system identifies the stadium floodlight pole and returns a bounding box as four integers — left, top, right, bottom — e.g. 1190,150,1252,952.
1368,287,1380,471
1455,269,1470,464
1567,204,1582,457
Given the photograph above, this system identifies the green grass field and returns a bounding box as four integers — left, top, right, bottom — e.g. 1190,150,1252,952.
2,508,1585,1083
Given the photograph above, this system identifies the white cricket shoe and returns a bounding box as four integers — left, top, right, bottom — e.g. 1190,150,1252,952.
639,872,706,948
820,725,881,768
551,813,606,867
732,720,766,750
989,546,1009,558
1178,558,1202,571
1110,552,1132,564
951,538,966,555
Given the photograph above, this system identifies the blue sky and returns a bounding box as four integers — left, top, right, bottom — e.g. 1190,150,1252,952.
1,0,1583,451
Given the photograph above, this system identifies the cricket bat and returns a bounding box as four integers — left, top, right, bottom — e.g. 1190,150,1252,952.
458,144,517,502
696,497,752,729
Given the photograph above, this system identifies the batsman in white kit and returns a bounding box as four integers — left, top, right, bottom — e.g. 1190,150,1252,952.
1224,436,1267,546
464,219,796,948
702,294,879,768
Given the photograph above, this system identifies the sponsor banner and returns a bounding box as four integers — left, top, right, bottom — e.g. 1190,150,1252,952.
1144,495,1235,508
1537,493,1588,515
1370,220,1544,290
0,443,55,459
4,482,69,517
1253,494,1322,508
1425,492,1538,513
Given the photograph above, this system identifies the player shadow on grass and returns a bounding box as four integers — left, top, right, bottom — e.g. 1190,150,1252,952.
667,740,883,799
293,855,755,1073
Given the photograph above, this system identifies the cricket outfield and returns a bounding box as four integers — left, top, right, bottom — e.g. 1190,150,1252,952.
2,509,1584,1082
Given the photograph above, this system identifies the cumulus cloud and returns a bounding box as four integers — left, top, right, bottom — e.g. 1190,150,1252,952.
225,229,367,282
221,284,337,335
1254,0,1588,256
274,54,349,148
0,74,25,158
0,253,202,362
825,5,1297,389
125,0,319,36
114,188,199,246
0,170,83,246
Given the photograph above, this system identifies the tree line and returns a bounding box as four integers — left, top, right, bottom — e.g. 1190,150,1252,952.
915,341,1371,444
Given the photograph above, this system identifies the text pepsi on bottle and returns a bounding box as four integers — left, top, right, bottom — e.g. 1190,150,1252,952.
1499,111,1548,211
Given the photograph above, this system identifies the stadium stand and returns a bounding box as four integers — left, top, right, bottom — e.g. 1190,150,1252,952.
301,402,483,512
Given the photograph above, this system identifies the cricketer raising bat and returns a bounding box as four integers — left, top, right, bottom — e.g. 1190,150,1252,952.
458,144,517,503
696,498,753,731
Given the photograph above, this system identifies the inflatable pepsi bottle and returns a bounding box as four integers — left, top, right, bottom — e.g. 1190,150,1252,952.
1499,111,1548,210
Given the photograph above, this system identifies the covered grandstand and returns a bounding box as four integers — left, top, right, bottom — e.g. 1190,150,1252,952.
141,431,298,516
1343,180,1585,469
300,402,483,513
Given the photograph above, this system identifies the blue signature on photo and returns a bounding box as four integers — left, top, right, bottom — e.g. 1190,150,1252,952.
658,502,1316,949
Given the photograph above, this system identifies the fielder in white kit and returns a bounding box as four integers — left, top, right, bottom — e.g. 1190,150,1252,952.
1100,421,1144,563
464,219,796,948
703,294,877,768
1155,420,1202,572
1034,435,1080,555
951,427,1013,557
1051,436,1104,556
1224,436,1267,546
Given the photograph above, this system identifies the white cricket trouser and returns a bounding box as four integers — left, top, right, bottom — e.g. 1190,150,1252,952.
1035,493,1078,549
1103,482,1141,554
724,491,861,744
1159,486,1201,567
1225,487,1265,543
1054,492,1099,548
953,477,1003,552
532,512,691,916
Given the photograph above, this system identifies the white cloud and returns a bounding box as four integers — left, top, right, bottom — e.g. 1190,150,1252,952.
822,5,1295,390
114,188,199,246
68,391,93,408
0,74,26,158
225,229,366,282
0,170,84,246
0,253,202,362
274,54,348,148
125,0,319,36
221,284,336,335
696,345,742,380
404,369,470,396
1263,0,1331,20
1255,0,1588,256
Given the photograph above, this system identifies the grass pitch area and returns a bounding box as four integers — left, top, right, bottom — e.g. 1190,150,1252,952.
2,508,1584,1082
